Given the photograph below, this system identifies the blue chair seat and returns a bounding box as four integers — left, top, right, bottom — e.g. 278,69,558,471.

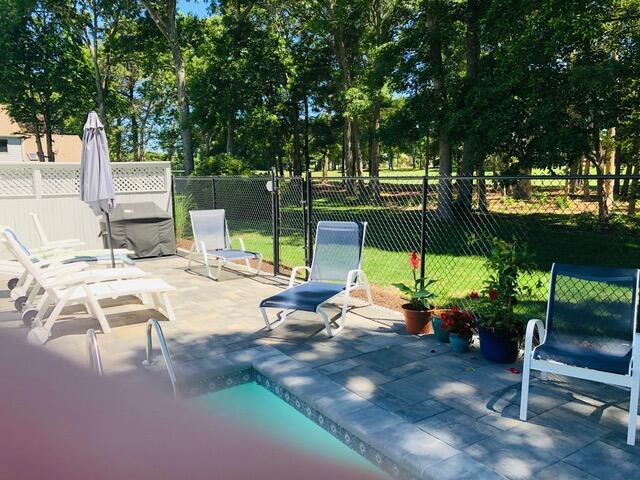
534,340,632,375
260,281,345,312
207,249,259,260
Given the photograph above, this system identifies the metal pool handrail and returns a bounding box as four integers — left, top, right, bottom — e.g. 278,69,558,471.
85,329,103,376
142,318,177,397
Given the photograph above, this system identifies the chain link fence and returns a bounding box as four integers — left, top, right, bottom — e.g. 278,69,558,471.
174,174,640,318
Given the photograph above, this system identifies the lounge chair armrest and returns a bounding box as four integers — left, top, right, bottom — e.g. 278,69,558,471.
289,266,311,287
40,262,89,278
71,268,151,284
45,239,85,249
524,319,546,359
229,237,246,251
345,269,364,287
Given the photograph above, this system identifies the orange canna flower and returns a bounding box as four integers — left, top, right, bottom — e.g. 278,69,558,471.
408,251,420,270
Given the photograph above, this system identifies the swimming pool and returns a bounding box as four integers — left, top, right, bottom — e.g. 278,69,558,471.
192,382,389,478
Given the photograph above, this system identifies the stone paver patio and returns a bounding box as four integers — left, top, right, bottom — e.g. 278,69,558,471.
1,255,639,479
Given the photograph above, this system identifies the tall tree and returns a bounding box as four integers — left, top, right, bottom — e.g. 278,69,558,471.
139,0,194,173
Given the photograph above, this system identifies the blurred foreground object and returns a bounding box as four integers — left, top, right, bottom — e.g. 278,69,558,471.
0,331,376,479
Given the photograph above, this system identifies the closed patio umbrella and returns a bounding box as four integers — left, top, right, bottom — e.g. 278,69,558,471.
79,111,116,267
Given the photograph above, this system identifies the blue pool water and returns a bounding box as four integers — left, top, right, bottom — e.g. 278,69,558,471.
192,382,388,478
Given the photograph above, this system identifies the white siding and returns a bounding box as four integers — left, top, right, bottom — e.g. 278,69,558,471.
0,162,173,259
0,137,24,163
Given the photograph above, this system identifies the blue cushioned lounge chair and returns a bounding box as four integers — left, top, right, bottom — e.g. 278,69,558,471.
187,209,262,280
260,221,372,338
520,263,640,445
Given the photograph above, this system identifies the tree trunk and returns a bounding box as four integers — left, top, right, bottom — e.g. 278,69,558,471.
458,0,481,212
342,120,351,177
43,108,55,162
87,1,107,127
627,139,640,215
514,167,532,200
140,0,194,173
368,100,381,178
599,127,615,220
427,11,452,218
171,43,193,173
33,120,45,162
581,156,591,199
614,143,622,196
291,98,302,176
477,161,487,212
128,77,139,162
226,114,235,155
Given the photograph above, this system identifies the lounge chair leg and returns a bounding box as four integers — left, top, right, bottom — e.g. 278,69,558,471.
318,308,342,338
519,361,532,421
261,307,284,331
360,271,373,305
255,255,263,275
216,263,223,280
628,374,640,445
161,293,176,322
84,286,111,334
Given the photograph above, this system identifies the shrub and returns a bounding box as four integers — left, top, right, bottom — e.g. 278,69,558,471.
174,194,194,240
194,153,251,176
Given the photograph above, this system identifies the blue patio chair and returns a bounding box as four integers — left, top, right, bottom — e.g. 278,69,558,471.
259,221,372,337
187,209,262,280
519,263,640,445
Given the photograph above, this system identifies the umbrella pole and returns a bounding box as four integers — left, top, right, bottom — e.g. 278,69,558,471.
104,212,116,268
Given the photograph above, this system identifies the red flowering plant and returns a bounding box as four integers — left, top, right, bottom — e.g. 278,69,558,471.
393,252,437,311
440,306,477,342
468,237,536,338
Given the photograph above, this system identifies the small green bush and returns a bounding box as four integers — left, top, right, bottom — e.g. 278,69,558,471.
194,153,251,176
174,194,194,240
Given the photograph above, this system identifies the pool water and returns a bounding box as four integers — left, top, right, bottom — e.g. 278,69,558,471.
192,382,388,478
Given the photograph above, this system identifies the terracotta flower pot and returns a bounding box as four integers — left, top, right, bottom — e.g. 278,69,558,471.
401,304,433,334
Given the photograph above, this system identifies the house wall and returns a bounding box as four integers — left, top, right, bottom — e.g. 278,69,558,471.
0,162,173,259
0,137,24,163
21,134,83,163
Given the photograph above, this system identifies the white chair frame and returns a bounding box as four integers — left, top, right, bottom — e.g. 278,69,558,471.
260,222,372,338
186,210,262,280
519,264,640,445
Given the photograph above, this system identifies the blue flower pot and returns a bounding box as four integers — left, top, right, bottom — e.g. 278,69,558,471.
449,334,470,353
432,316,450,343
478,326,519,363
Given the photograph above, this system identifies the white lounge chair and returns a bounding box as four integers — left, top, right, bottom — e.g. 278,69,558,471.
30,212,85,250
520,263,640,445
259,221,372,337
1,228,134,312
3,229,176,344
187,209,262,280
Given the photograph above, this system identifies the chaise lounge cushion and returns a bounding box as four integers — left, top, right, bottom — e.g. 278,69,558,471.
260,281,345,312
534,339,632,375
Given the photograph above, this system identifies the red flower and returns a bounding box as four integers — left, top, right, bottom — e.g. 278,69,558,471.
451,305,460,313
408,251,420,270
470,291,479,300
488,289,499,301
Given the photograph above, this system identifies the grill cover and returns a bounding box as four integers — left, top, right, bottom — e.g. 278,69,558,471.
101,202,176,258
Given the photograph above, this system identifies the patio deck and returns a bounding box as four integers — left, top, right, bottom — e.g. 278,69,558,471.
1,255,639,479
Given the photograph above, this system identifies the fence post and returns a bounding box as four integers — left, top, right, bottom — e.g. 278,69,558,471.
271,168,280,276
420,176,428,288
305,169,314,269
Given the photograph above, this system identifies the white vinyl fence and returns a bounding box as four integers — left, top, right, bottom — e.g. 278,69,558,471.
0,162,172,259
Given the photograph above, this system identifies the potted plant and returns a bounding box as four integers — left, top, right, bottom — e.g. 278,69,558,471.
440,306,476,353
393,252,437,334
432,310,451,342
469,237,535,363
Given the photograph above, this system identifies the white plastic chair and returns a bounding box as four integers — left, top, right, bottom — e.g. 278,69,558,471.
260,221,372,337
3,229,176,345
187,209,262,280
520,263,640,445
30,212,85,249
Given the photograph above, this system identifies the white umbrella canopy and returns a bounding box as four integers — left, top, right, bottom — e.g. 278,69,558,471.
79,111,116,266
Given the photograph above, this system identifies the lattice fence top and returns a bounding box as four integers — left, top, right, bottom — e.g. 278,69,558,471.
0,166,34,197
112,164,166,193
0,162,169,197
41,167,80,195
